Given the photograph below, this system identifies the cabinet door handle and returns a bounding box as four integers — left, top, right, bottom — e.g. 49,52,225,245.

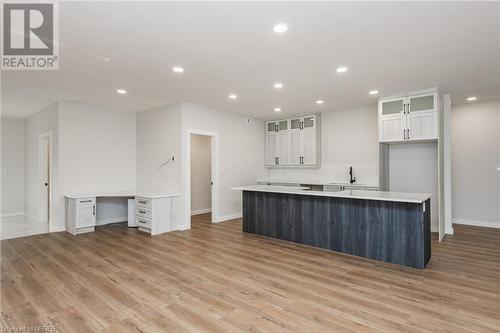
403,129,406,140
407,128,410,140
139,200,147,204
93,205,96,216
139,210,146,214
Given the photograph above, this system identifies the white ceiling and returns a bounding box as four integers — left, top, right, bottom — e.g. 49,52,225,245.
2,1,499,119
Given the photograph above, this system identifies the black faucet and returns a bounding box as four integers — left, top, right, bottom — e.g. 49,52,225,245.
349,166,356,184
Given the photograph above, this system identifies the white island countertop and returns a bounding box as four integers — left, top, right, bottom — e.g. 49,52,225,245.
232,185,431,204
64,192,180,199
258,179,379,188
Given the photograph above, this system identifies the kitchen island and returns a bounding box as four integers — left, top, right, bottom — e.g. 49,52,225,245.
233,185,431,269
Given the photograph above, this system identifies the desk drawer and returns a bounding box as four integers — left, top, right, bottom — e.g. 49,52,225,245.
135,217,152,229
135,197,152,209
136,207,152,218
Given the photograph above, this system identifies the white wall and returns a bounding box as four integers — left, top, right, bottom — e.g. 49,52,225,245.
451,99,500,228
388,143,439,230
190,134,211,214
181,102,267,226
24,103,60,226
1,117,25,215
268,106,379,185
96,197,129,225
59,102,137,228
136,103,182,196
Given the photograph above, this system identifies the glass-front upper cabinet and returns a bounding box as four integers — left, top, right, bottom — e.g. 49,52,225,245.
408,93,436,113
290,118,301,130
303,116,316,129
381,97,406,116
267,121,278,132
278,120,288,131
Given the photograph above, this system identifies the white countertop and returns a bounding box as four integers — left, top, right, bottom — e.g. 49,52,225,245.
258,179,379,188
232,185,430,203
64,192,180,199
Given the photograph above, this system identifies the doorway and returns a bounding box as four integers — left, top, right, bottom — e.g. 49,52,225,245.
184,130,219,229
38,131,52,230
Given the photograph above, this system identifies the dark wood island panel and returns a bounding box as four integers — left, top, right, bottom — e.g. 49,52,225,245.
242,191,431,269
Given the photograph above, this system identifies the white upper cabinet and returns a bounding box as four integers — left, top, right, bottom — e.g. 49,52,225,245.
379,89,438,143
379,97,407,142
407,92,438,141
265,115,320,168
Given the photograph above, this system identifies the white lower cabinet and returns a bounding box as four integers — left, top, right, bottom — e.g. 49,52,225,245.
266,115,320,167
65,197,96,235
135,196,177,236
65,195,177,236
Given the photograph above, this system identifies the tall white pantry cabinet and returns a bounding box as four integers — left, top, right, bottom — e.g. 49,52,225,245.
265,114,321,167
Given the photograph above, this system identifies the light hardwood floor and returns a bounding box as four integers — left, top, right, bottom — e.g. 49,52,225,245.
1,214,499,332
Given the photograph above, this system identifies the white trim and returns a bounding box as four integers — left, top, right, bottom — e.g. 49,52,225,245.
96,217,128,226
453,219,500,229
50,225,65,232
191,208,212,216
38,131,53,231
0,212,24,218
212,213,242,223
184,129,220,230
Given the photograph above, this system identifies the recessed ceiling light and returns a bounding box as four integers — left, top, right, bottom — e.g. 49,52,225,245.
466,96,477,101
172,66,184,73
116,89,127,94
274,107,281,112
274,82,284,89
273,23,288,33
336,66,348,73
369,90,379,95
228,94,237,100
316,100,324,105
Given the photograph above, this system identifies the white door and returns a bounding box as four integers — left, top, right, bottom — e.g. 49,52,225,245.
407,93,438,141
380,116,407,142
39,137,50,224
278,131,291,165
379,97,407,142
277,120,290,165
302,129,316,165
266,133,278,166
77,203,96,228
290,131,302,165
407,111,438,141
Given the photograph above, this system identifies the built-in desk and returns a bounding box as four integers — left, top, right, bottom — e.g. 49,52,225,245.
64,193,179,236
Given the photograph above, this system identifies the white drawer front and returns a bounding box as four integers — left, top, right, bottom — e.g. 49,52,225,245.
135,217,152,229
136,207,152,219
135,197,152,209
77,197,96,205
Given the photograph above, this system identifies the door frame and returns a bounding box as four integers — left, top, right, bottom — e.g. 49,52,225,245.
38,131,53,230
184,129,219,229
